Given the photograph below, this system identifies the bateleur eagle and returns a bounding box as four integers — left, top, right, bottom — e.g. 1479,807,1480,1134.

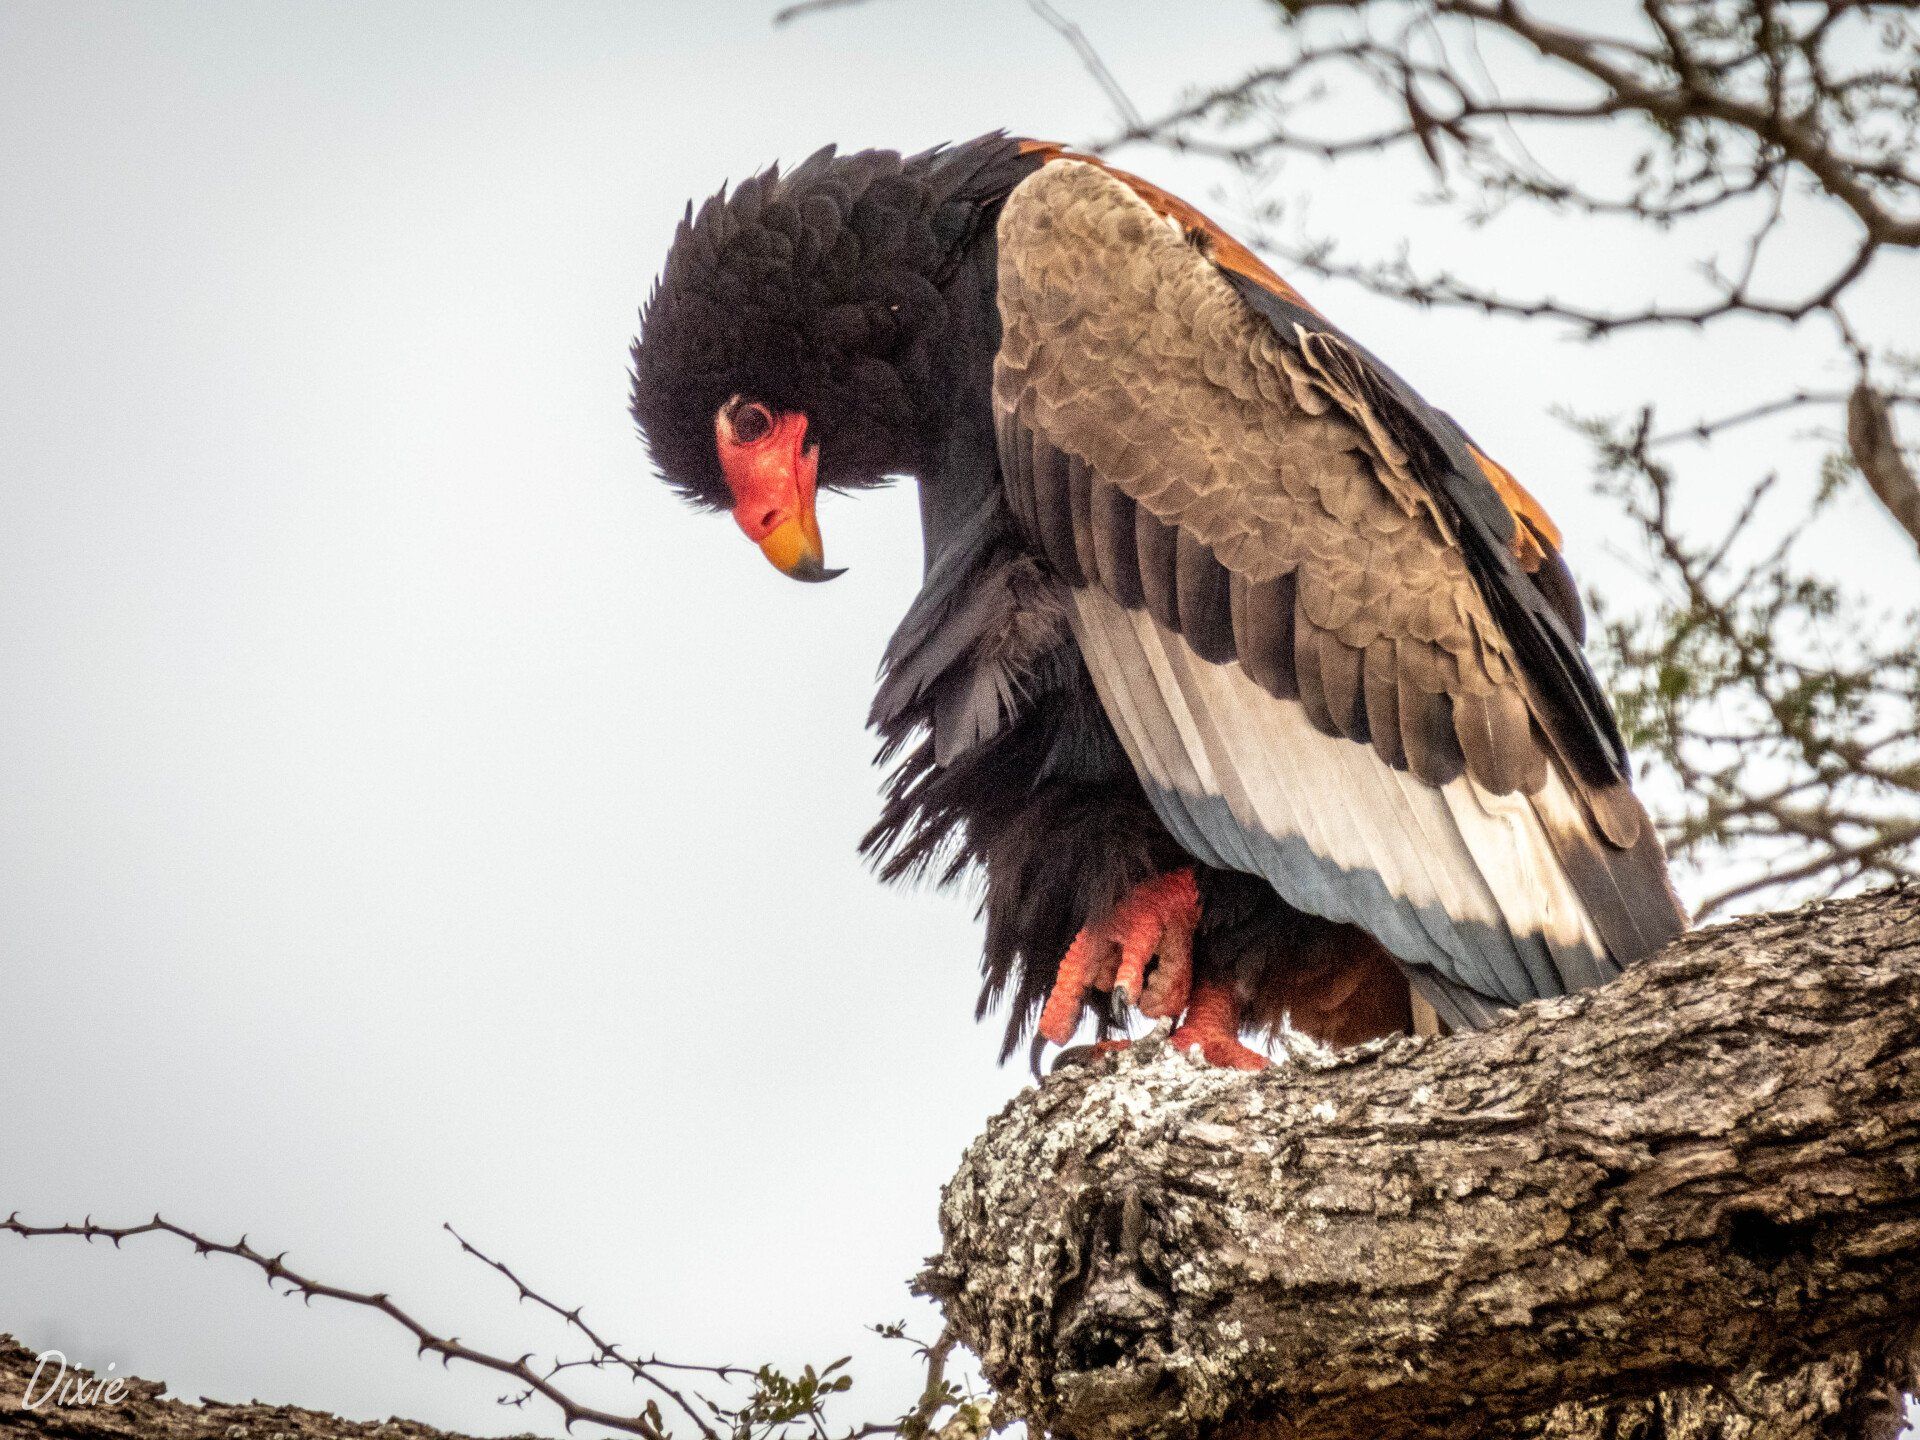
630,134,1686,1069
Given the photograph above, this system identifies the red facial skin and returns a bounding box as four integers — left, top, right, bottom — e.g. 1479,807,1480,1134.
714,405,834,579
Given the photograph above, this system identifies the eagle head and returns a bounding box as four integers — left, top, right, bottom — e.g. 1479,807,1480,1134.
629,144,962,582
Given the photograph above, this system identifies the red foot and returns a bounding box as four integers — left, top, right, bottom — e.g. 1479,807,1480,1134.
1170,979,1268,1071
1037,870,1200,1044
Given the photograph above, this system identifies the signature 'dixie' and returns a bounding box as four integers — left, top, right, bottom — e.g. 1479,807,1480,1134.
17,1350,128,1412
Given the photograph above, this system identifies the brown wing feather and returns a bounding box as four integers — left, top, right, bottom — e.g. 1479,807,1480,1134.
1175,528,1236,663
1134,501,1180,631
1090,480,1141,606
1230,571,1298,700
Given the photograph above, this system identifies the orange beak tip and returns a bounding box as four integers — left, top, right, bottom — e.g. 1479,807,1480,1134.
755,515,844,583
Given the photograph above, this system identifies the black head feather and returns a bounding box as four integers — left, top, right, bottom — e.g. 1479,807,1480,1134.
630,134,1038,510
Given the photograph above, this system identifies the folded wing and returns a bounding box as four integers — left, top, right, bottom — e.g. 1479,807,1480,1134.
993,158,1685,1028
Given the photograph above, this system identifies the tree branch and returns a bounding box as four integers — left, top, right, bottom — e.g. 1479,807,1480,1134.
1848,380,1920,554
1025,0,1143,136
918,886,1920,1440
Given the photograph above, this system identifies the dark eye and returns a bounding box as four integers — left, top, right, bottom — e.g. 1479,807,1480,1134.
727,398,774,445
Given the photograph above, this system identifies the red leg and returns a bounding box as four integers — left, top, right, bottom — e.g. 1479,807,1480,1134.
1037,869,1200,1045
1170,978,1268,1070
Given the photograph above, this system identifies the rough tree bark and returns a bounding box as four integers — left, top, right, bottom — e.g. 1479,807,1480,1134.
919,886,1920,1440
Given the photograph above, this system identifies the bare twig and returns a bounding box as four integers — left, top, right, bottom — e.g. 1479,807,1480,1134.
1585,409,1920,913
1024,1,1143,135
771,0,892,26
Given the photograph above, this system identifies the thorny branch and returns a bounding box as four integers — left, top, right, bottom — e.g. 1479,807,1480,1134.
0,1214,980,1440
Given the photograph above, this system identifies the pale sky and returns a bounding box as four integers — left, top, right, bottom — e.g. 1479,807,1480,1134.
3,2,1914,1434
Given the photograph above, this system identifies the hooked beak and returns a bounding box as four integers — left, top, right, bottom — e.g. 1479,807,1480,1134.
718,409,845,583
755,509,841,583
